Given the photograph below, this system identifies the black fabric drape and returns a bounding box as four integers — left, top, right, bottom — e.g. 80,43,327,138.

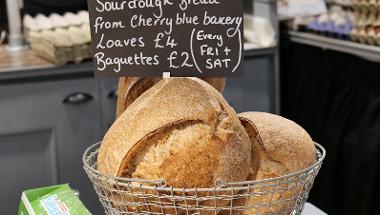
0,0,88,25
0,0,6,24
281,36,380,215
23,0,88,17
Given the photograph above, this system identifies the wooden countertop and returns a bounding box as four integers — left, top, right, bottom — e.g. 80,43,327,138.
0,46,54,72
0,45,94,82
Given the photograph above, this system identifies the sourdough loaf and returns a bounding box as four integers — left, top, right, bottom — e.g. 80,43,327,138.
231,112,316,214
239,112,316,179
115,77,225,118
219,112,316,215
97,78,250,213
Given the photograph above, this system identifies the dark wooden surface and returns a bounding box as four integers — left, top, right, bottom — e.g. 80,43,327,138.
0,46,95,83
0,46,54,72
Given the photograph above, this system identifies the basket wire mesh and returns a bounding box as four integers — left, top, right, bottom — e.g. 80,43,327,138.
83,142,325,215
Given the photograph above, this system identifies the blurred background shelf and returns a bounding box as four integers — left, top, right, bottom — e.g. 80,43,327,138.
326,1,353,8
244,46,277,58
289,31,380,63
0,61,93,83
0,46,53,72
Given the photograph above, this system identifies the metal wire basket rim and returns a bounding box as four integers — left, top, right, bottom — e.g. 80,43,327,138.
83,142,325,191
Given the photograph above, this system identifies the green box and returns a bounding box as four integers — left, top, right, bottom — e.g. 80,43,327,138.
18,184,92,215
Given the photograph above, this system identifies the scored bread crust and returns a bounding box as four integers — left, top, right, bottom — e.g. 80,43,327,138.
238,112,316,176
98,78,250,189
227,112,317,215
115,77,226,118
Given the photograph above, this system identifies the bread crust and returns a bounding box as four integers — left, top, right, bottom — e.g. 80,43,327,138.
98,78,250,187
239,111,316,177
115,77,127,118
115,77,161,118
224,112,317,215
115,77,226,118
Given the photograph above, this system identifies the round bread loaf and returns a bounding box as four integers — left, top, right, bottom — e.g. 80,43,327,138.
98,78,250,213
239,112,316,179
220,112,316,214
226,112,316,215
115,77,226,118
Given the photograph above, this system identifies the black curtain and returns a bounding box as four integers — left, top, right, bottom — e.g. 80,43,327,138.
22,0,88,16
281,35,380,215
0,0,7,24
0,0,88,25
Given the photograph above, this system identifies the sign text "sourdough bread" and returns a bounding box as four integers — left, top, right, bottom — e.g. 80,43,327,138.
88,0,243,77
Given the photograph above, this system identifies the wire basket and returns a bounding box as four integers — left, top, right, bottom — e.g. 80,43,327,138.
83,142,325,215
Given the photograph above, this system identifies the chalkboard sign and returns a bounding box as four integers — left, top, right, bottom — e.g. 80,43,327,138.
87,0,243,77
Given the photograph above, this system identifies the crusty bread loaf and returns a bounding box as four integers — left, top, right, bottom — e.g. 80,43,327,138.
224,112,316,215
219,112,316,214
239,112,316,178
98,78,250,213
115,77,226,118
201,77,226,92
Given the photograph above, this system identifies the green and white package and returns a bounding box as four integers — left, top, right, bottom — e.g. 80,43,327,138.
18,184,92,215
